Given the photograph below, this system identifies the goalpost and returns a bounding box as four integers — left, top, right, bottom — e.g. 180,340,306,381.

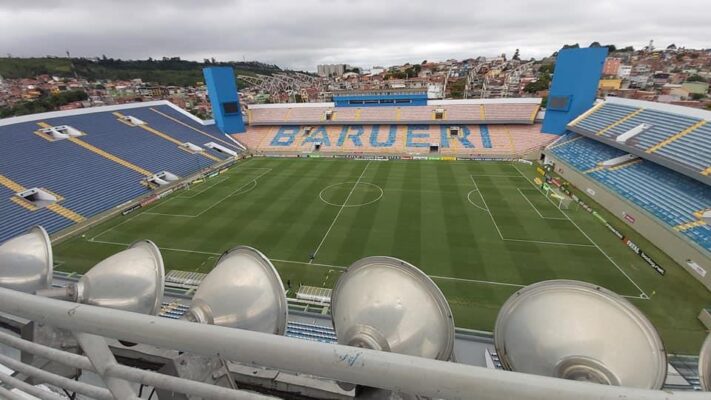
542,183,572,210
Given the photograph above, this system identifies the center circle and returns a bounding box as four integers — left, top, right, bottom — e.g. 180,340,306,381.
319,182,384,207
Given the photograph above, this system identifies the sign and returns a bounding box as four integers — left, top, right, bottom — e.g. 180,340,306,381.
606,222,624,240
140,195,158,207
687,260,707,278
121,204,141,216
623,212,636,224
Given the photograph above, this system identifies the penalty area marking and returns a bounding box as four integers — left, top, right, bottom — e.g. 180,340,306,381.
468,175,595,247
466,190,489,212
511,163,649,299
143,169,269,218
517,188,567,220
319,181,384,208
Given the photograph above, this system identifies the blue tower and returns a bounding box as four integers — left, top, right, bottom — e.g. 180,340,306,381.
541,47,608,134
203,66,246,134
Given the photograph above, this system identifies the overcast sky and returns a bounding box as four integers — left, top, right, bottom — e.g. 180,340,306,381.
0,0,709,71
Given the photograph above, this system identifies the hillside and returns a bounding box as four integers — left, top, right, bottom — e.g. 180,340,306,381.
0,57,283,87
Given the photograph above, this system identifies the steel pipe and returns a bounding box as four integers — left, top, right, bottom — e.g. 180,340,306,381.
0,384,32,400
0,287,707,400
0,330,273,400
0,353,113,400
0,371,65,400
74,332,139,400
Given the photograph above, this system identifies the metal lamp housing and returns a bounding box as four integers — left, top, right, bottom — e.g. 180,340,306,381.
700,333,711,391
76,240,165,315
494,280,667,389
185,246,288,335
331,256,455,360
0,226,53,293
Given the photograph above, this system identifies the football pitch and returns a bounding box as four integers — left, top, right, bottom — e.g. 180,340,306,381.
53,157,710,354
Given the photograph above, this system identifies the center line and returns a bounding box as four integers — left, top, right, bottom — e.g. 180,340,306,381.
310,161,372,263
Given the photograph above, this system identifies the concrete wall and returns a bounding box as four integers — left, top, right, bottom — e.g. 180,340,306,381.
545,152,711,291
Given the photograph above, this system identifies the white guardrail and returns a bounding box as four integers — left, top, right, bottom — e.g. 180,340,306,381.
0,287,706,400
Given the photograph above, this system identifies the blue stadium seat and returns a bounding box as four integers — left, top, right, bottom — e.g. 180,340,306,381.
552,134,711,251
0,105,229,242
571,100,709,174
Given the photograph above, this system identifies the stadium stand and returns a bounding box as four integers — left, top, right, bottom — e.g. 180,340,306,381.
0,102,240,243
247,99,541,126
550,133,711,251
285,321,337,344
236,123,555,157
569,97,711,182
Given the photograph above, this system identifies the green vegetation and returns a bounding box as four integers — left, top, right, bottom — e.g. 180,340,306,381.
54,158,710,354
524,63,554,94
448,79,466,99
0,89,88,118
0,57,283,87
687,75,708,83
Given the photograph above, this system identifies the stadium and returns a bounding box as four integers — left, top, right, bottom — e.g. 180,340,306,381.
0,47,709,399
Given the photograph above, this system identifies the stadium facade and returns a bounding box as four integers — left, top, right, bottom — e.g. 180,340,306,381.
0,48,709,399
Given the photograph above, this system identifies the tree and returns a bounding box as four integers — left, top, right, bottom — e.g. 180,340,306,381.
620,46,634,52
590,42,601,48
448,79,466,99
524,79,549,94
687,75,707,82
562,43,580,50
667,44,677,50
539,63,555,75
512,49,520,61
690,93,706,100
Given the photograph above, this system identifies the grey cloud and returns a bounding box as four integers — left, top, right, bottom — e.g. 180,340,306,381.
0,0,709,71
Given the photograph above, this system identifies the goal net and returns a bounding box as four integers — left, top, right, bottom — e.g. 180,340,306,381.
542,184,572,210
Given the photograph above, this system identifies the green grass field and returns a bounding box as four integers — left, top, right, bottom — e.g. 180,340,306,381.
53,157,710,354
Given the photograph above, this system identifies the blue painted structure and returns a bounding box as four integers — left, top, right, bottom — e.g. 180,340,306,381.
203,67,246,133
541,47,608,135
333,92,427,107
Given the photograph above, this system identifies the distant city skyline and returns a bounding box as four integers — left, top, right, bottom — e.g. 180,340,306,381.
0,0,709,71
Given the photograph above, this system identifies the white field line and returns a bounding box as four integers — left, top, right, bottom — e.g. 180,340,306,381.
429,275,525,288
310,161,372,263
511,163,648,299
86,239,541,289
469,175,604,248
517,188,567,220
466,190,489,212
470,175,503,240
271,258,346,270
92,161,262,238
502,238,595,247
143,170,268,218
90,210,145,241
469,174,527,178
178,176,230,199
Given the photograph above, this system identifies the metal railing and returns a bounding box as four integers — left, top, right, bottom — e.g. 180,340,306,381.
0,287,707,400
